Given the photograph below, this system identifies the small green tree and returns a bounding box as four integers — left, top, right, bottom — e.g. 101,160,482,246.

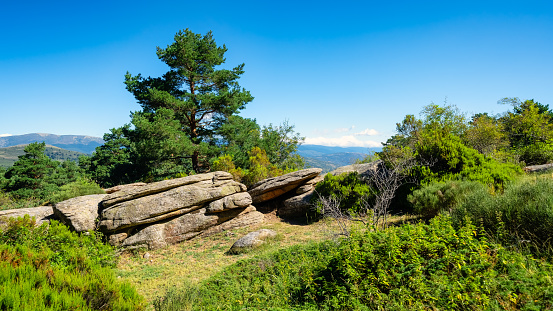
3,142,62,200
463,114,508,155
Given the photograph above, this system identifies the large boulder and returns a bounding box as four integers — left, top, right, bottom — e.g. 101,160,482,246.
54,194,106,232
113,205,263,250
248,168,322,204
0,206,54,227
99,178,246,232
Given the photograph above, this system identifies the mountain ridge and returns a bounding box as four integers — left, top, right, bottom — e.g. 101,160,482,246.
0,133,103,154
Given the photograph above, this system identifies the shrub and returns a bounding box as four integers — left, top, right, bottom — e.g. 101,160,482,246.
313,172,374,216
409,180,487,218
305,216,553,310
0,216,145,310
451,176,553,257
47,178,105,204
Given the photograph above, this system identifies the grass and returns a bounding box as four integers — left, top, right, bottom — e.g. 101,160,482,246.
116,212,335,304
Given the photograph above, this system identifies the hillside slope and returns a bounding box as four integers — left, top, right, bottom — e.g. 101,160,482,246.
0,145,85,168
0,133,102,154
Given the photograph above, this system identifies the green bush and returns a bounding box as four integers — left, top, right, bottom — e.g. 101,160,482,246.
451,176,553,257
514,142,553,166
409,180,487,218
0,216,145,310
414,132,523,188
47,178,105,204
313,172,374,215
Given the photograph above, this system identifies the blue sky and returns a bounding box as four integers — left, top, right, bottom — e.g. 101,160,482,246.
1,1,552,148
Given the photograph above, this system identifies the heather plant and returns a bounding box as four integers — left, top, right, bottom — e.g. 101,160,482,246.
0,216,145,310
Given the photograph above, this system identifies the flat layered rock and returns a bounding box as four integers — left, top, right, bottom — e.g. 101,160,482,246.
206,192,252,213
0,206,54,226
115,206,262,250
248,168,322,204
101,171,233,208
54,194,107,232
99,179,246,232
104,182,147,194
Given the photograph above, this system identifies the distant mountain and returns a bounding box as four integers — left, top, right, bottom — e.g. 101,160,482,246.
0,133,103,154
297,145,382,173
0,145,86,168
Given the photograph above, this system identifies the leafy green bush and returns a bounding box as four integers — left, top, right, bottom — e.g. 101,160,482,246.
413,132,523,188
409,180,487,218
154,216,553,310
451,176,553,257
0,216,145,310
514,142,553,166
313,172,374,215
47,178,105,204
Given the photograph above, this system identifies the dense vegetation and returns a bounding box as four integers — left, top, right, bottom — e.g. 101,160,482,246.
0,142,104,210
153,216,553,310
0,216,144,310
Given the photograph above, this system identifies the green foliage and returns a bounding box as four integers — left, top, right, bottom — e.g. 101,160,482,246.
501,98,553,165
152,240,335,311
3,142,60,200
313,172,374,215
451,176,553,258
47,178,105,204
414,132,522,187
464,114,509,155
154,216,553,310
79,126,135,188
409,180,487,218
381,104,523,190
218,116,305,172
0,217,144,310
124,28,253,174
2,142,84,202
210,154,244,182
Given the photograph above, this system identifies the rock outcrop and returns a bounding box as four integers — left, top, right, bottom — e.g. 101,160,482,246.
0,206,54,227
248,168,322,204
228,229,277,254
247,168,323,219
54,194,106,232
97,172,263,249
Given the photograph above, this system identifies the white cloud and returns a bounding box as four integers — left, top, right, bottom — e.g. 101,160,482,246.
0,134,13,137
334,125,356,133
304,135,381,147
354,128,379,136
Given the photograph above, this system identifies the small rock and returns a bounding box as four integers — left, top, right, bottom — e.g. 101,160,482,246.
228,229,277,254
143,252,151,259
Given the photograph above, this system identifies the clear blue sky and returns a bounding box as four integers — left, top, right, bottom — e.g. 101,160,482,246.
1,0,552,148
